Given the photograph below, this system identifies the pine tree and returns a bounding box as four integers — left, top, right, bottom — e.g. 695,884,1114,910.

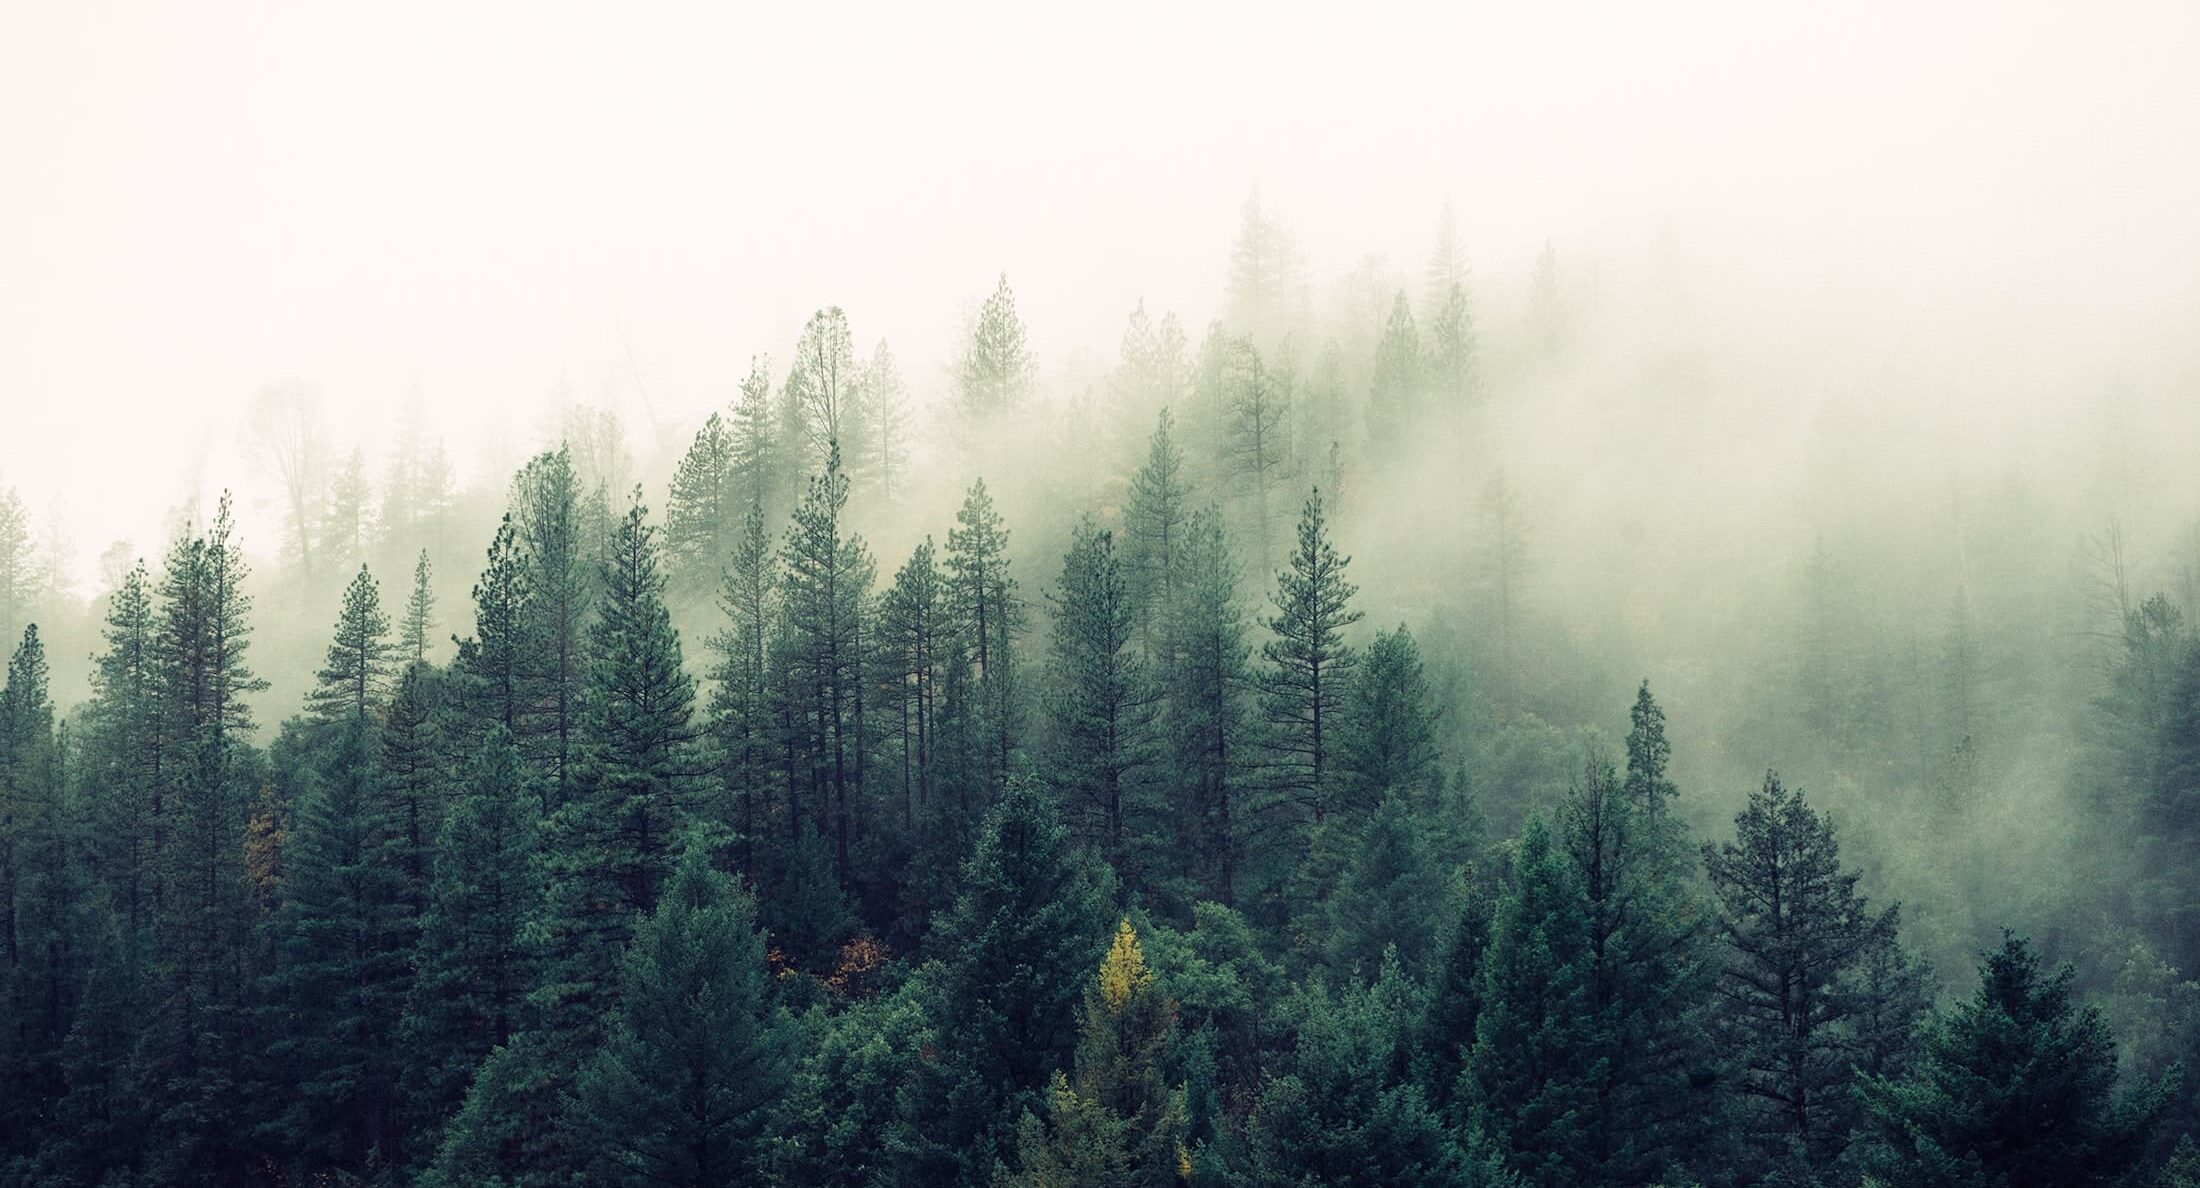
1623,680,1677,820
770,984,930,1185
761,820,855,968
1703,771,1899,1165
1000,920,1189,1188
1427,282,1484,433
1223,336,1292,573
893,778,1109,1183
780,445,874,878
142,491,268,1185
1366,291,1422,448
1460,817,1598,1185
1125,407,1193,660
264,709,411,1173
322,445,374,570
1261,489,1362,826
788,307,863,479
381,659,442,916
0,488,28,646
730,354,785,521
84,558,162,941
706,498,777,868
569,848,794,1188
1114,300,1192,419
398,728,539,1172
532,493,702,1053
1424,198,1469,319
1046,517,1161,878
453,515,534,748
1420,882,1495,1118
401,548,435,666
511,447,593,805
308,562,394,723
0,624,76,1163
1336,625,1441,818
948,478,1022,794
1860,934,2173,1188
1559,755,1717,1184
877,537,945,835
665,411,737,592
1223,189,1304,348
862,338,912,502
1324,786,1457,981
956,274,1036,424
1422,199,1480,427
42,910,148,1185
1246,956,1490,1188
1165,507,1254,907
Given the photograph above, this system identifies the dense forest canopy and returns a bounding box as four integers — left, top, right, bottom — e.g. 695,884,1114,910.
5,4,2200,1184
0,191,2196,1187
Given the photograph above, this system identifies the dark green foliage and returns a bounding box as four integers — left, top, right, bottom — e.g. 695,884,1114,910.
5,345,2188,1188
665,411,739,593
421,1031,563,1188
1126,407,1193,659
2160,1136,2200,1188
83,558,162,939
1260,488,1362,827
875,537,946,850
399,728,539,1167
1420,881,1494,1117
140,492,268,1186
569,848,795,1187
512,446,594,804
1461,817,1598,1186
1045,517,1162,881
997,921,1188,1188
455,515,535,746
1704,772,1899,1166
1558,756,1718,1185
1246,958,1503,1188
1337,624,1441,816
1324,786,1459,981
948,478,1022,796
762,821,855,969
771,984,931,1185
402,548,436,665
381,658,443,914
780,444,874,881
0,624,77,1169
1164,507,1256,908
308,563,395,723
1860,934,2174,1188
264,713,411,1171
707,497,776,868
1624,680,1678,820
893,777,1110,1183
531,493,700,1051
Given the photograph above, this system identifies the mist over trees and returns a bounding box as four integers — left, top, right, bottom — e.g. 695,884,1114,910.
2,189,2199,1188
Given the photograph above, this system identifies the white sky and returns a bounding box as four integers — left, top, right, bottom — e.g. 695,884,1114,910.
3,0,2197,586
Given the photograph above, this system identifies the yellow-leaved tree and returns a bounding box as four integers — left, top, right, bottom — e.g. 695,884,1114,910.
997,919,1190,1188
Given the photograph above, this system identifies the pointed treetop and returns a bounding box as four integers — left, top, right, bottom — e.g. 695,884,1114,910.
1097,918,1151,1013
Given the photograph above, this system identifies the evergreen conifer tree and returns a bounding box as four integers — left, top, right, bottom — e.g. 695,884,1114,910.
1861,934,2173,1188
569,848,794,1187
